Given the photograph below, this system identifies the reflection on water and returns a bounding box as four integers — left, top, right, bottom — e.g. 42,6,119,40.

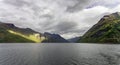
0,43,120,65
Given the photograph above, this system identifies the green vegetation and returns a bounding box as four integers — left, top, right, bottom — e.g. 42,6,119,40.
0,22,68,43
0,22,46,43
78,12,120,43
8,30,45,43
0,28,35,43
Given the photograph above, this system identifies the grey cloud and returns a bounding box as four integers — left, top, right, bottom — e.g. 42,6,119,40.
31,6,43,15
52,21,78,34
3,0,31,7
0,0,118,39
87,0,120,8
60,27,90,39
61,27,90,36
69,27,89,33
40,14,54,19
37,21,78,34
19,17,27,21
66,0,92,12
38,21,55,31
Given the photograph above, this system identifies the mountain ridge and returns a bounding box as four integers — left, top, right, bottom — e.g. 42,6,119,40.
78,12,120,43
0,22,68,43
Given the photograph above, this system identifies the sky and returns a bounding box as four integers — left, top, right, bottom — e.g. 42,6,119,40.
0,0,120,39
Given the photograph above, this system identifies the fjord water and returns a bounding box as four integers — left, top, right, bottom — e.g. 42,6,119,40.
0,43,120,65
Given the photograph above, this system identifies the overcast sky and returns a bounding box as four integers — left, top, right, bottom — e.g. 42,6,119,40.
0,0,120,39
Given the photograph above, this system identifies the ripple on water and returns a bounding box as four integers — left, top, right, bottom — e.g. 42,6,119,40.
0,43,119,65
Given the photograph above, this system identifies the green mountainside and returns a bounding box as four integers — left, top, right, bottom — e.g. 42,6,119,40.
0,22,45,43
0,28,35,43
78,12,120,43
0,22,68,43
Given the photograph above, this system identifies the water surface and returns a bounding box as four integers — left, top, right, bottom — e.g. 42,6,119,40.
0,43,120,65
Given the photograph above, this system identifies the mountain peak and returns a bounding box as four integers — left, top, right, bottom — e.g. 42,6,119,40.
112,12,120,15
43,32,69,43
111,12,120,18
78,12,120,43
98,12,120,24
0,22,68,43
0,22,16,28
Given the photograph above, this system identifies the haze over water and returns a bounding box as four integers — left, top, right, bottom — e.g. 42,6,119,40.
0,43,120,65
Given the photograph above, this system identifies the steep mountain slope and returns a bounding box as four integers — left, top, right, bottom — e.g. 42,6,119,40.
0,22,45,43
0,29,35,43
68,37,80,43
78,12,120,43
0,22,68,43
42,32,69,43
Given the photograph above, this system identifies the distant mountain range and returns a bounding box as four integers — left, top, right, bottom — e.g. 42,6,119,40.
68,37,80,43
1,12,120,43
0,22,68,43
78,12,120,43
42,32,69,43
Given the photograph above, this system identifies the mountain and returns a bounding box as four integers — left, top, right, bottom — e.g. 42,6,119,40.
0,22,68,43
0,22,46,43
78,12,120,43
68,37,80,43
42,32,69,43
